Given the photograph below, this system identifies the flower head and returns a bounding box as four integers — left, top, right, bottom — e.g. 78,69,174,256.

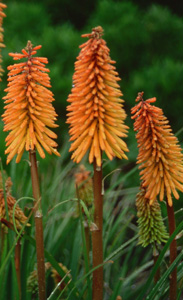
27,269,38,298
136,186,168,247
74,165,93,217
51,262,71,292
0,2,6,80
131,92,183,206
2,41,60,164
27,262,71,298
0,172,30,231
66,26,129,167
27,262,51,298
74,165,93,207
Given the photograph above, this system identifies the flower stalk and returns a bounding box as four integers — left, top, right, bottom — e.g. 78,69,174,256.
166,199,177,300
153,244,160,283
92,158,103,300
29,150,46,300
15,237,21,299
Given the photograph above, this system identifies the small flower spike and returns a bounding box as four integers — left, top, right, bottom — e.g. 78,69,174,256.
2,41,60,164
131,92,183,206
0,173,30,231
51,262,71,292
74,165,93,207
74,164,93,217
66,26,129,167
136,186,168,247
0,2,6,80
27,263,51,298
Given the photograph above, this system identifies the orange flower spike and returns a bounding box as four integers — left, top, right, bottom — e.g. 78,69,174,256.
66,26,129,167
3,41,60,164
131,92,183,206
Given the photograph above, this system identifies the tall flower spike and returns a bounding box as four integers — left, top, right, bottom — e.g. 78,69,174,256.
131,92,183,206
136,186,168,247
0,2,6,80
66,26,129,167
2,41,60,164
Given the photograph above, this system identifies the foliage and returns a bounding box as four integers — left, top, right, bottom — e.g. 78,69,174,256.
0,146,183,299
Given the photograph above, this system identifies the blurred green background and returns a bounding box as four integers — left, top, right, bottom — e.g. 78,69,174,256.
1,0,183,168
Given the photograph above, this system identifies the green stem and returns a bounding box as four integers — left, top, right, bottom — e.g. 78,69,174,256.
91,159,103,300
166,201,177,300
76,185,91,299
0,227,5,262
29,150,46,300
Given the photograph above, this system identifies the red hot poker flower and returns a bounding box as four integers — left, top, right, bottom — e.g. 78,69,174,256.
131,92,183,206
2,41,60,164
66,26,129,167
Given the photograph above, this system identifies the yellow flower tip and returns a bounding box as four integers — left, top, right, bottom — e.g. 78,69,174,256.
122,153,128,160
149,198,154,206
167,199,173,207
66,27,129,167
52,148,61,157
3,42,60,163
167,193,173,207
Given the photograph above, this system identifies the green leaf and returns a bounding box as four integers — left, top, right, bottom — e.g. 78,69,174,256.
136,220,183,300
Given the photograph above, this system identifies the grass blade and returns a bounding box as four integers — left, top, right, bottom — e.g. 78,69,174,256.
136,220,183,300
